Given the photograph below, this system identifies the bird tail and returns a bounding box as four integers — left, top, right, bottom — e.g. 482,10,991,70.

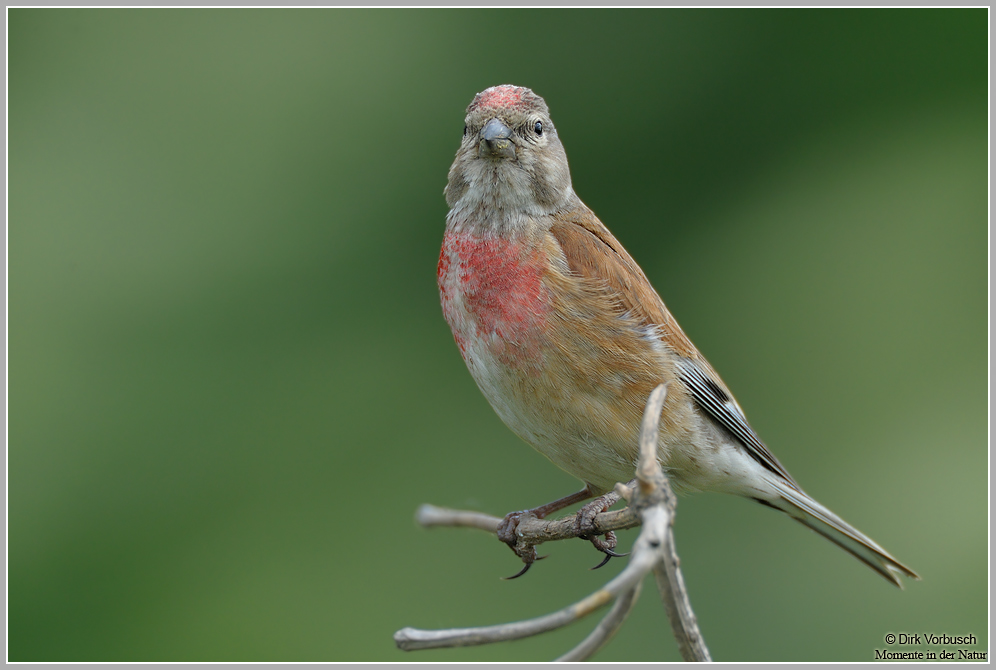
762,478,920,587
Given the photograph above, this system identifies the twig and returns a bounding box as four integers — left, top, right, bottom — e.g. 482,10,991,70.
396,384,711,662
555,580,642,662
394,540,658,651
635,387,712,662
414,504,641,545
653,558,710,662
414,504,500,533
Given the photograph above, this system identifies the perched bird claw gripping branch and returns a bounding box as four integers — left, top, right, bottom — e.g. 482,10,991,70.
438,84,919,587
397,385,711,661
496,487,626,577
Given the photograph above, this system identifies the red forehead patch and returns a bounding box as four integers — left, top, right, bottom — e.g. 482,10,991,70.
474,85,524,109
468,85,547,114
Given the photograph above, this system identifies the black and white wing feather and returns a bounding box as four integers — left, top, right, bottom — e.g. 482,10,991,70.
676,358,799,489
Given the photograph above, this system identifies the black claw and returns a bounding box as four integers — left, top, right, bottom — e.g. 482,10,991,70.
502,554,547,580
590,553,613,570
503,562,533,580
602,548,629,558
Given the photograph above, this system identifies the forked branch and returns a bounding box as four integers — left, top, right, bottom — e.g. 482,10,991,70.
394,384,711,662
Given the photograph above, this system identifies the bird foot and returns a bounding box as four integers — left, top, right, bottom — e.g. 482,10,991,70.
494,486,598,578
497,510,546,579
574,492,629,569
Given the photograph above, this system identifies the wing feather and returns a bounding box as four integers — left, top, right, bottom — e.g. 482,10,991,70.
549,204,798,487
676,358,798,487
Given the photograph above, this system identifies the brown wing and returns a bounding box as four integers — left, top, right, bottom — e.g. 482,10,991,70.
548,206,699,360
548,204,799,487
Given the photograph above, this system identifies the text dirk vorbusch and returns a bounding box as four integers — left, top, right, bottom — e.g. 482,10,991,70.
888,633,977,645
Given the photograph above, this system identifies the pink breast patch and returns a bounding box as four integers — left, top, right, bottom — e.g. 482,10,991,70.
439,231,549,366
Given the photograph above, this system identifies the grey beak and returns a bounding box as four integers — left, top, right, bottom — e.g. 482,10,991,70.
479,118,516,159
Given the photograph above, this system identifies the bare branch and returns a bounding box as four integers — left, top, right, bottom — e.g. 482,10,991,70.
415,504,500,533
397,383,711,662
637,383,672,496
394,537,659,651
555,581,642,662
635,384,711,662
653,554,710,662
415,502,642,547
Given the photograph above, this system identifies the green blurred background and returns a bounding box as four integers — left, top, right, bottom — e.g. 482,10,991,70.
9,8,987,662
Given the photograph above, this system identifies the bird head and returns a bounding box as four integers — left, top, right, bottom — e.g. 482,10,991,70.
445,85,575,219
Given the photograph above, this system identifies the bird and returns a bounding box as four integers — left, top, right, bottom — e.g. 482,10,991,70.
437,84,918,586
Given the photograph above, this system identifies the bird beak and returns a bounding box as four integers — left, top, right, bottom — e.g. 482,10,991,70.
479,118,516,159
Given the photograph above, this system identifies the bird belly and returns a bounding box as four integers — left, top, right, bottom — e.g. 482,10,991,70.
438,230,689,491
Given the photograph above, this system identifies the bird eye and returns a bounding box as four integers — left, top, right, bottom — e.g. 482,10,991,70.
534,121,543,135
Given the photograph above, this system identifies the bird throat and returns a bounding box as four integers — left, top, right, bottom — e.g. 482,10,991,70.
447,158,558,236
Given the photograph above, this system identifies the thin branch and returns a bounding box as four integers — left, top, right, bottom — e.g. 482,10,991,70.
394,538,658,651
636,384,671,495
555,580,642,662
633,386,711,662
653,556,710,662
414,503,642,544
636,385,712,662
396,383,711,662
415,504,500,533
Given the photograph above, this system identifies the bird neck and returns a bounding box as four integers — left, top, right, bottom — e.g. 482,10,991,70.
446,162,580,237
